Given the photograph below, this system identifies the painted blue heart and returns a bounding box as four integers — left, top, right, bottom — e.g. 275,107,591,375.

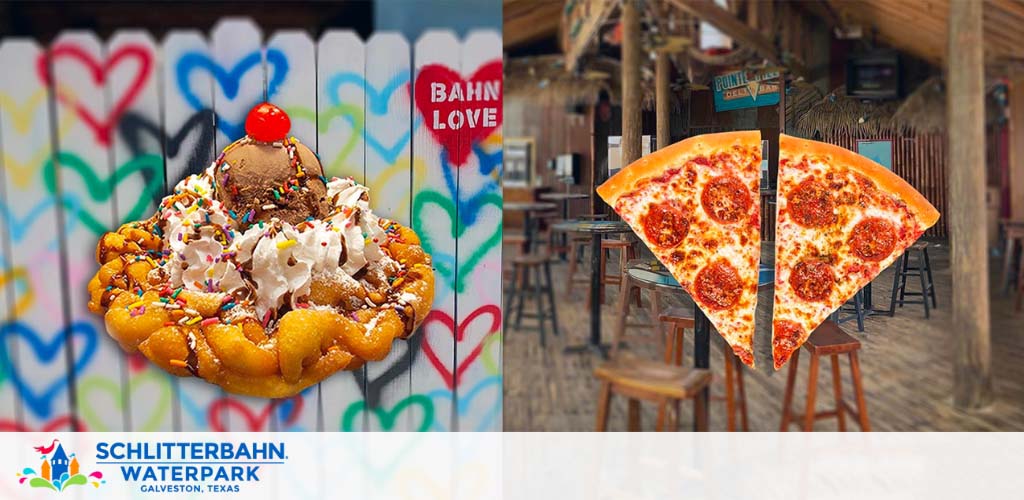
426,375,502,431
176,48,289,140
440,147,502,228
0,194,81,251
0,320,98,419
176,385,309,431
327,71,420,164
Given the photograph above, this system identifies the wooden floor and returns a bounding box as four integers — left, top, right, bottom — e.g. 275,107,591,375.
503,242,1024,431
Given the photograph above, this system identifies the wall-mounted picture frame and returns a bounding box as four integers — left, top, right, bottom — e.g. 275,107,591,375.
505,137,534,187
857,139,894,170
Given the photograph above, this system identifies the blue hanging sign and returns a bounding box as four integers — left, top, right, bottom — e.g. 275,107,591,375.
712,69,781,111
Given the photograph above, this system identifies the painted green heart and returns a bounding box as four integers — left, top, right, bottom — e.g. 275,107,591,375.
341,394,433,432
286,104,364,179
412,190,502,293
77,371,172,431
42,151,163,236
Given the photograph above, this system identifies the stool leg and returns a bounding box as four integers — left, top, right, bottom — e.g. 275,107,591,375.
804,353,820,432
674,324,685,366
693,394,708,432
923,248,937,309
888,253,902,317
735,355,749,431
628,399,641,431
650,290,663,338
611,278,632,358
830,354,846,432
503,266,517,328
849,351,871,431
779,349,800,431
854,290,865,332
515,266,528,328
898,252,910,306
544,262,560,337
533,265,547,347
595,382,612,431
724,346,736,432
917,252,930,319
663,398,678,432
566,243,578,297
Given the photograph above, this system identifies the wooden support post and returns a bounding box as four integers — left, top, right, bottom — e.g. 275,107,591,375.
1010,77,1024,220
947,0,992,410
656,52,671,150
621,0,643,165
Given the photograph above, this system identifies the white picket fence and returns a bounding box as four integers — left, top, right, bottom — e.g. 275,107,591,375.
0,18,503,432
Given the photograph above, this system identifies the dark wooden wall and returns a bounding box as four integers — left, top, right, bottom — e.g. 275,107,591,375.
822,133,948,238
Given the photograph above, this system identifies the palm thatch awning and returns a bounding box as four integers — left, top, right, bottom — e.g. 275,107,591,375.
892,77,946,134
506,54,673,110
794,86,901,137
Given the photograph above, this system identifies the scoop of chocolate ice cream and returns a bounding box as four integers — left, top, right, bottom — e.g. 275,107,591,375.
214,139,332,229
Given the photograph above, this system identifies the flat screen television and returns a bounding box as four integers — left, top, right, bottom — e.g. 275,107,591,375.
846,51,900,100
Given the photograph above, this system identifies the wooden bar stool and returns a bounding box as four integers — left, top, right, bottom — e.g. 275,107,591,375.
889,241,937,318
780,320,871,432
660,308,749,432
503,255,559,346
595,353,712,431
586,237,638,305
565,235,593,297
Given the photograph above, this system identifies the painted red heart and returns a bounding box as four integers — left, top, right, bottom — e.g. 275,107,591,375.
37,43,152,146
413,60,502,166
127,353,149,373
420,304,501,390
208,396,303,432
0,414,85,432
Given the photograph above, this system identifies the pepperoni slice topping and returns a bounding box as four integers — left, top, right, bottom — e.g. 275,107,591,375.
694,260,743,310
787,178,836,228
641,201,689,248
848,217,897,261
788,258,834,302
773,320,804,367
701,175,752,224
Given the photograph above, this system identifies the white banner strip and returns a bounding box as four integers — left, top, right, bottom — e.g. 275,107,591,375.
1,433,1022,499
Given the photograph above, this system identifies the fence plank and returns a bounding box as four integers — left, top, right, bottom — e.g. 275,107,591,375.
317,29,367,432
411,30,462,432
363,32,417,431
455,30,503,432
0,40,71,430
106,30,177,432
49,31,128,431
266,29,318,432
162,29,220,431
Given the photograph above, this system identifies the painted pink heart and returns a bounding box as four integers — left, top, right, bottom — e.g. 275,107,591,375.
0,414,85,431
421,304,501,389
207,395,303,432
37,43,152,146
413,60,502,166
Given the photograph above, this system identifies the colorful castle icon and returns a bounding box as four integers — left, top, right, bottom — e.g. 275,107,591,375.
18,439,102,492
43,443,72,481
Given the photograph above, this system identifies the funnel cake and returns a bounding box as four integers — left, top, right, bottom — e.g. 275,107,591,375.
87,103,434,398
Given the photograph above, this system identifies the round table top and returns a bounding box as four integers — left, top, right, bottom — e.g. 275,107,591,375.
504,201,558,212
627,262,775,290
538,192,590,201
551,219,631,234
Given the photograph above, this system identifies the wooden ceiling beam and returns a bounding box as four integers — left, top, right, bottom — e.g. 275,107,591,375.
503,1,562,48
666,0,782,65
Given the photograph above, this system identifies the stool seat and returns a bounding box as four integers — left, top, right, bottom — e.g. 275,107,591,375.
805,321,861,355
911,241,929,250
511,254,554,266
601,239,632,249
595,354,711,400
503,234,528,244
659,307,695,329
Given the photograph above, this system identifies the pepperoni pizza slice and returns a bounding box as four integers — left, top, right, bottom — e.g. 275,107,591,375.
597,131,762,367
772,134,940,368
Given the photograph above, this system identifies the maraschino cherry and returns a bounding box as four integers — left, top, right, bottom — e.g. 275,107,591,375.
245,102,291,142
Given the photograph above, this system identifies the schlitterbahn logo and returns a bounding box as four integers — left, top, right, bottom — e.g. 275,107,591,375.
95,440,286,493
16,439,105,492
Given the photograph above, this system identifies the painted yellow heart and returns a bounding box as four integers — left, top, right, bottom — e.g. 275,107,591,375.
3,149,50,188
76,371,172,431
0,88,77,137
286,104,364,179
366,156,428,219
0,267,33,319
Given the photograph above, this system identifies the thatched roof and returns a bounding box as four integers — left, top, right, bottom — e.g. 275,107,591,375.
505,54,675,110
893,77,946,134
784,80,824,132
794,86,901,138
